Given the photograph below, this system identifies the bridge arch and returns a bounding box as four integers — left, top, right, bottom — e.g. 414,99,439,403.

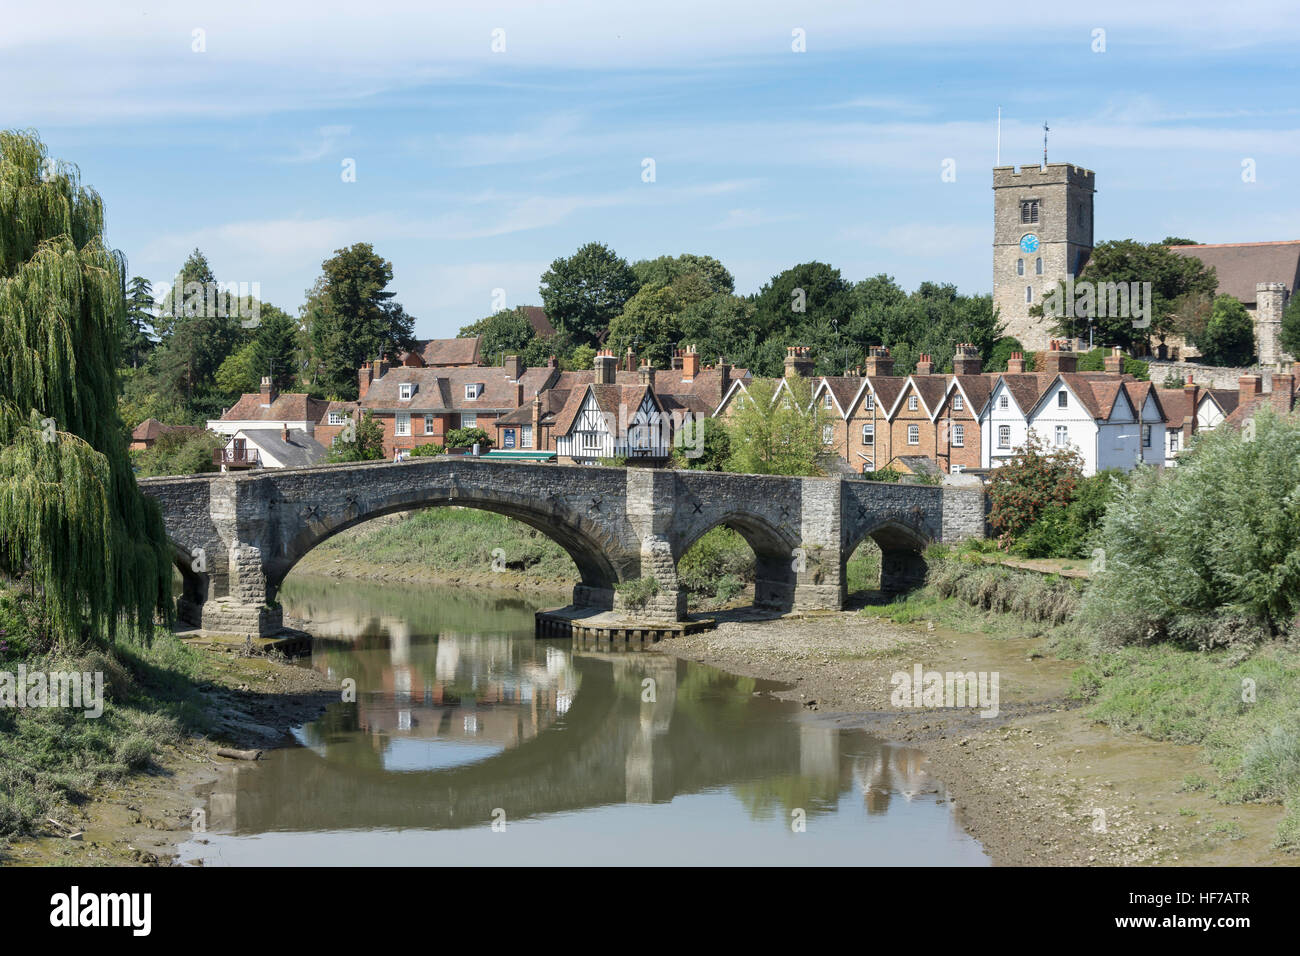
267,489,630,612
843,518,934,598
673,510,801,610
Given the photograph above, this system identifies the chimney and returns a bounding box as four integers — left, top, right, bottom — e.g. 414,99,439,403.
547,355,558,368
671,348,684,370
915,353,933,376
1104,348,1124,375
953,343,983,376
624,346,638,372
594,349,617,385
358,364,373,400
864,346,894,378
1238,374,1263,404
1006,351,1026,374
260,376,276,407
1271,367,1296,414
281,423,290,443
1042,340,1077,375
638,362,656,389
682,345,700,382
717,356,733,405
531,392,543,443
783,346,814,378
1184,374,1200,420
504,354,523,381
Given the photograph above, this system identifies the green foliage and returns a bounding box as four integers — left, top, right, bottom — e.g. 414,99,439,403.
615,576,660,610
305,243,415,399
1081,408,1300,644
723,377,827,476
407,442,445,457
131,429,223,477
1195,294,1256,366
927,557,1082,626
632,253,734,295
986,336,1032,372
987,431,1084,546
676,527,754,596
327,411,385,462
459,307,535,362
674,416,730,471
859,468,903,482
1282,294,1300,360
539,241,640,345
1014,470,1127,559
121,276,155,369
0,129,171,643
1037,239,1218,350
444,426,491,450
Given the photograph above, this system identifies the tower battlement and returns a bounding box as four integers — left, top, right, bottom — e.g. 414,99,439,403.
993,163,1095,189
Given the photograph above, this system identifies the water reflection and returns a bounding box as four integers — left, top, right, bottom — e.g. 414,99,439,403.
183,576,988,866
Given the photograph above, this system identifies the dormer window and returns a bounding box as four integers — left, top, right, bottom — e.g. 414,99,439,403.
465,383,483,400
399,383,413,401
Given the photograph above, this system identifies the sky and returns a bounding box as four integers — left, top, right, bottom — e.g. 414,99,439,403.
6,1,1300,339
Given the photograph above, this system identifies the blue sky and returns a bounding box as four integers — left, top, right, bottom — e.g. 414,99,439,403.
7,1,1300,339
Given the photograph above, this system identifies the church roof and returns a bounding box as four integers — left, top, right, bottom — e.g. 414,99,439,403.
1167,240,1300,305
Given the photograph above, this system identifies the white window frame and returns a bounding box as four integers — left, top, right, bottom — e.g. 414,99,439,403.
822,424,833,445
395,412,411,437
998,425,1010,448
465,383,482,400
1057,390,1068,408
1055,425,1069,447
861,423,874,445
999,395,1009,409
952,394,963,412
864,393,874,412
581,431,601,451
399,383,413,401
907,424,919,445
521,425,533,448
461,412,477,429
328,411,346,425
823,393,833,410
908,395,918,411
1168,431,1179,454
952,423,964,447
424,414,434,436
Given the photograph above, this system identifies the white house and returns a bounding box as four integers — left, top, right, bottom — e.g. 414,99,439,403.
553,384,669,464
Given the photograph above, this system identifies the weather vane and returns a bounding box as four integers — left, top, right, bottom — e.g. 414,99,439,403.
1043,122,1050,167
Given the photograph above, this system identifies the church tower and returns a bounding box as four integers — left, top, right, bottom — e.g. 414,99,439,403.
992,163,1096,350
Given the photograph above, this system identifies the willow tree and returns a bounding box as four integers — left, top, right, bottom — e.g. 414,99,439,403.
0,129,171,643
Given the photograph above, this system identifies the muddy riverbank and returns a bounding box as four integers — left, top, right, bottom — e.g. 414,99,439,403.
659,611,1293,867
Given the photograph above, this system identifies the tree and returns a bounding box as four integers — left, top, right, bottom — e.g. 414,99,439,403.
750,262,856,375
121,276,156,368
326,412,385,462
632,253,734,296
987,336,1033,372
247,304,300,391
1035,239,1218,351
0,129,171,643
153,248,216,342
459,307,535,363
1162,237,1199,246
306,243,416,398
131,430,223,477
724,377,827,476
1196,295,1255,366
1281,293,1300,359
674,417,731,471
445,426,491,450
987,431,1084,547
539,242,641,345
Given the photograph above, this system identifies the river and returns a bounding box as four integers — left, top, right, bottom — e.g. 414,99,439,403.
177,575,989,866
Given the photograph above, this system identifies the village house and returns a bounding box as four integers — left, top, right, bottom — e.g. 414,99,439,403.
208,377,351,470
128,418,203,451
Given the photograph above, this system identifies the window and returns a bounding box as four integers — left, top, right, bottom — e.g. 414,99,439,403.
1025,285,1033,303
781,396,791,409
581,431,601,451
952,423,964,447
862,423,874,445
328,411,346,425
395,412,411,437
423,414,434,436
1142,424,1152,447
1055,425,1069,447
908,395,918,411
399,383,413,400
1017,258,1024,276
521,425,533,448
822,424,833,444
864,393,875,412
998,425,1011,448
632,426,650,450
465,384,482,400
1035,257,1043,275
1057,390,1068,408
999,395,1009,409
503,428,516,449
823,393,833,409
953,394,964,412
1168,431,1179,454
1020,199,1039,224
907,424,919,445
461,413,476,428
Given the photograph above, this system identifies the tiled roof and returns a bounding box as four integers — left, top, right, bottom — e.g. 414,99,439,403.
362,365,554,411
820,376,863,415
131,418,203,441
951,375,993,415
910,375,949,415
1167,240,1300,304
220,392,331,423
520,306,556,338
236,429,328,469
418,336,483,366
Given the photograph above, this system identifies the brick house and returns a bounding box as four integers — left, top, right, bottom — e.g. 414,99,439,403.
128,418,203,451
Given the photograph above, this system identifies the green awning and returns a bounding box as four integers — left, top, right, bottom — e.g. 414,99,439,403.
482,450,556,461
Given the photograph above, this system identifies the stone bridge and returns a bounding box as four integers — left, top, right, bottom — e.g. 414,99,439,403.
138,459,986,636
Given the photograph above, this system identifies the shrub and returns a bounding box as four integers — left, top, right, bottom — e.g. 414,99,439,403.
615,576,660,610
445,427,491,451
408,443,445,457
988,431,1083,546
328,411,385,462
677,527,754,595
1081,407,1300,645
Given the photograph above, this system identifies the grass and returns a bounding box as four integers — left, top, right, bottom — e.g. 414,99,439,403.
0,613,218,839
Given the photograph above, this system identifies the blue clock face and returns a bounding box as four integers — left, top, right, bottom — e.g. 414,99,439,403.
1020,234,1040,253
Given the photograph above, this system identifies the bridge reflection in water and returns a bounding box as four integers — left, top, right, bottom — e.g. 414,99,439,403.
183,577,989,866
